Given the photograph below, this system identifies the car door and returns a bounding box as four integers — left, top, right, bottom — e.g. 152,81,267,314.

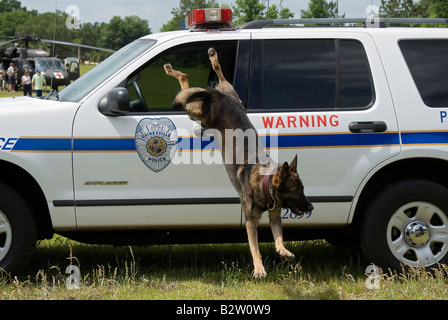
72,35,250,229
247,31,402,227
68,60,80,81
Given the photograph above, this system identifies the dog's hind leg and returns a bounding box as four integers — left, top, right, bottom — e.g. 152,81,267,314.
269,209,295,261
207,47,242,104
163,63,189,90
208,48,227,84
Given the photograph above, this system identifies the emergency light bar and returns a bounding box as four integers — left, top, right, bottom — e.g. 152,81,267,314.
181,8,234,31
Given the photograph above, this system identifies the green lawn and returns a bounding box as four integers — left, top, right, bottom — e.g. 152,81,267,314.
1,235,448,300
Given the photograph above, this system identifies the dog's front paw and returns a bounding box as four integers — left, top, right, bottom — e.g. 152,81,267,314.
253,268,267,279
279,249,295,262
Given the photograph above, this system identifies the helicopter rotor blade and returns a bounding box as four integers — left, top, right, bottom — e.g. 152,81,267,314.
0,39,18,47
40,39,115,53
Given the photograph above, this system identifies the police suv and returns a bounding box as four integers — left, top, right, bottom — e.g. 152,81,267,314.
1,9,448,274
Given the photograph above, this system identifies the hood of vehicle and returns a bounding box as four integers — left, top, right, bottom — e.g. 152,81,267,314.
0,96,80,136
0,96,61,110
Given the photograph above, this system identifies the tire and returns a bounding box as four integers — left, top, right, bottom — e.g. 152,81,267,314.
360,179,448,272
0,182,37,274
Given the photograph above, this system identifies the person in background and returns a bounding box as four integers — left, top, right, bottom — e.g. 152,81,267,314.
32,69,47,97
22,71,32,96
0,66,6,91
6,62,16,93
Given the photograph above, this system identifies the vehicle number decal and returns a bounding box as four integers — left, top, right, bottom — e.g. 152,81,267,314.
281,208,313,220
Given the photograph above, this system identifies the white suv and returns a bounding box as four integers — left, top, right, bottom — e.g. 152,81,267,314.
1,9,448,274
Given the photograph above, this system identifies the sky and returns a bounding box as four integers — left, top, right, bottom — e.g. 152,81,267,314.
20,0,383,33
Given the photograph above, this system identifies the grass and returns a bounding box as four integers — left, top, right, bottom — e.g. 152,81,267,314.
1,235,448,300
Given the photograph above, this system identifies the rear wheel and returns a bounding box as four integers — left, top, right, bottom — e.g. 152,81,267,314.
0,182,37,274
360,179,448,271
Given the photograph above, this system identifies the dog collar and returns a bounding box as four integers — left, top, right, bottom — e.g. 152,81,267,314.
262,170,276,210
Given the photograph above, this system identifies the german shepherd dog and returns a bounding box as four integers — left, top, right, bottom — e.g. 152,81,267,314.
164,48,313,278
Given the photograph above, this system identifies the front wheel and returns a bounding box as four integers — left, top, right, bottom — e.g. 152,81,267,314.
0,182,37,274
360,179,448,271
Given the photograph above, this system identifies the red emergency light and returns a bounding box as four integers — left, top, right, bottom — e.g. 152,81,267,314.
182,8,234,31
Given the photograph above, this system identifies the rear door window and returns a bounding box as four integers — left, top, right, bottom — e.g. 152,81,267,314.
248,39,374,111
399,39,448,107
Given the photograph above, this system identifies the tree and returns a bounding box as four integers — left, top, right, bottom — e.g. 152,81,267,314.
379,0,417,18
0,0,22,13
232,0,294,26
0,9,36,36
16,11,73,42
100,15,151,50
414,0,432,17
77,22,103,49
427,0,448,18
300,0,339,18
266,1,294,20
232,0,266,25
379,0,448,27
161,0,219,32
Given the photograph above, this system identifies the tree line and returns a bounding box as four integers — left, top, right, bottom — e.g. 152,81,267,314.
0,0,151,61
1,0,447,61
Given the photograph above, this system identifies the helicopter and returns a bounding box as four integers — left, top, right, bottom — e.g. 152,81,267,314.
0,35,114,91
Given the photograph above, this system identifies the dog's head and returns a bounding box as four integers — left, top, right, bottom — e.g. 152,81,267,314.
272,155,314,215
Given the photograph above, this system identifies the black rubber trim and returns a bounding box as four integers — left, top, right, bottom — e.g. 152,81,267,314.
53,196,352,207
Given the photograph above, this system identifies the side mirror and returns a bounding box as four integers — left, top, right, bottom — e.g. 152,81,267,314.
98,87,130,116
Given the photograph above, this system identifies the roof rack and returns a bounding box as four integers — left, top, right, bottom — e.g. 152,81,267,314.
239,18,448,29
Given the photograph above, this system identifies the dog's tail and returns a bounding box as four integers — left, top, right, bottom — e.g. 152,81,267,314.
172,87,212,110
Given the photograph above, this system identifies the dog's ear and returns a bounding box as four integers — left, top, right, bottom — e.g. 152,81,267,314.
281,161,290,180
289,155,298,173
274,160,295,186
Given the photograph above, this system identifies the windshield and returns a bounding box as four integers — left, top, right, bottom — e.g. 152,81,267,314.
58,39,157,102
19,60,34,72
34,58,49,71
35,58,64,71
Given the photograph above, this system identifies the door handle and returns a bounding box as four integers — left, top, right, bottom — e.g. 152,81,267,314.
193,126,205,137
193,126,214,138
349,121,387,133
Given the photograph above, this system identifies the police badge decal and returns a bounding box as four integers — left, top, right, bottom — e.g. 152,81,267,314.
135,118,178,173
